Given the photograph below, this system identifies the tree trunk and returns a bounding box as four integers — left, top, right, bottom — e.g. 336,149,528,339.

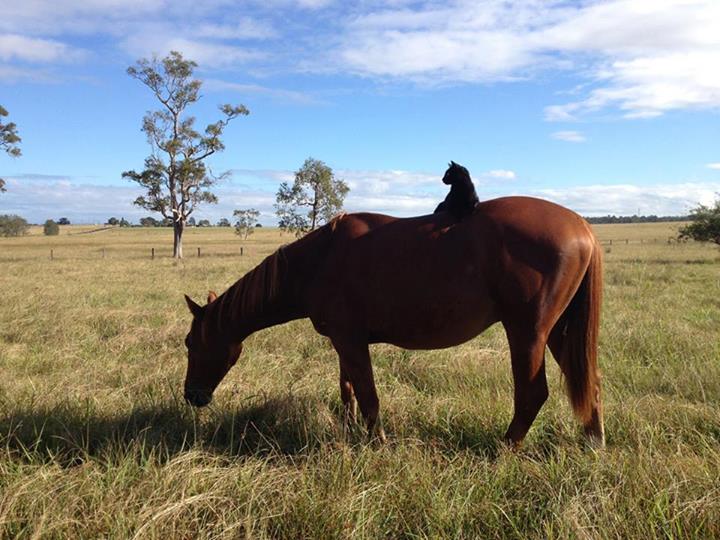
173,220,184,259
311,189,318,230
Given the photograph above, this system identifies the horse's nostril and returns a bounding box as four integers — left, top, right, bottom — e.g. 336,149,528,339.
184,389,212,407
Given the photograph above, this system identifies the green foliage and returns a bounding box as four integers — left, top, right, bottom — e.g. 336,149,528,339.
679,198,720,245
0,105,21,158
217,218,231,227
106,217,119,226
139,216,161,227
57,217,70,225
198,219,211,227
1,105,21,194
0,214,29,237
275,157,349,236
122,51,248,257
119,218,131,227
233,208,260,239
43,219,60,236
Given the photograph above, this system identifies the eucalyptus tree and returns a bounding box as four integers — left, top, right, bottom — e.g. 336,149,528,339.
122,51,248,258
275,157,349,236
233,208,260,239
0,105,21,193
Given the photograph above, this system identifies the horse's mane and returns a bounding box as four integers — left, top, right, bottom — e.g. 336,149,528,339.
205,247,288,338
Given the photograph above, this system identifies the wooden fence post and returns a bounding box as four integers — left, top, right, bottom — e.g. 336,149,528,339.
50,249,54,260
240,246,244,256
151,247,155,259
198,247,201,257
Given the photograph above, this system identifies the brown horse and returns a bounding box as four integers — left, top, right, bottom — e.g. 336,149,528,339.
183,196,604,447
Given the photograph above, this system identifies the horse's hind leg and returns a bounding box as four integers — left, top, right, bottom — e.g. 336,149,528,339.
503,327,549,446
339,365,358,428
547,325,605,448
331,337,386,443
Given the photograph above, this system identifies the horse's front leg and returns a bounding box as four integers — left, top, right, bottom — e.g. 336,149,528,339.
331,336,386,443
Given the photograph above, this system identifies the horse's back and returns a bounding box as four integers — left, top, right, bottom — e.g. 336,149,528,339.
475,196,594,241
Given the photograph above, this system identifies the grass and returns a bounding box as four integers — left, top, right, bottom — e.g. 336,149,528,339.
1,222,719,538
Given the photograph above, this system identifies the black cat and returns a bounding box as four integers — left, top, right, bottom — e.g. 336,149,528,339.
434,161,479,220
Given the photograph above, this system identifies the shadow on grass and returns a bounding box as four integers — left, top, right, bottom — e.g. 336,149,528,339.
0,393,336,466
1,391,569,465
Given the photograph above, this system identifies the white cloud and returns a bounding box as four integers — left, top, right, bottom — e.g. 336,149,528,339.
295,0,334,8
121,35,264,68
485,169,516,180
546,51,720,120
531,182,720,216
203,79,320,104
3,171,717,224
1,3,276,74
336,0,720,118
706,163,720,170
0,34,86,63
193,19,277,41
551,130,587,143
6,0,720,120
0,64,58,83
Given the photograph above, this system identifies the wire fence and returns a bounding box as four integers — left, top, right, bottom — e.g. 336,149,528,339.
1,238,697,263
0,244,270,263
599,237,690,246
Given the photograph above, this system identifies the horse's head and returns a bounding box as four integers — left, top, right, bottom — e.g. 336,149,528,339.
442,161,471,185
183,291,243,407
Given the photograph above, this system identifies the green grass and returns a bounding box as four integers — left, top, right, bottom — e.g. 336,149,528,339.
1,222,719,538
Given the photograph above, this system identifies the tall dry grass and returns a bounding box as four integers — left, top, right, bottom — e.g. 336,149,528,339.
1,222,719,538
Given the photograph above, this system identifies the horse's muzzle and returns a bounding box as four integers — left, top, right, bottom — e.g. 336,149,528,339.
184,388,212,407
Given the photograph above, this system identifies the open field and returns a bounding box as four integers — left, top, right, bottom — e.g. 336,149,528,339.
1,221,719,538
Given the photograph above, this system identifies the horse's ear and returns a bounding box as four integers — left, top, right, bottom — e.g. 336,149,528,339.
450,160,457,167
185,294,204,318
207,291,218,304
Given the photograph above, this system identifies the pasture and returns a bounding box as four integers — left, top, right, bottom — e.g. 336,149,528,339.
0,221,719,538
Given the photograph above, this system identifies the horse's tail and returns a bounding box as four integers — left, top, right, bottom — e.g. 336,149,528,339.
559,236,603,423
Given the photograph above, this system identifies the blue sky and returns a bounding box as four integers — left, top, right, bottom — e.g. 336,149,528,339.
1,0,720,224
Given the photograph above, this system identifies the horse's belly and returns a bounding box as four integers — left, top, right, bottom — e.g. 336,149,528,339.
383,318,497,350
368,294,498,350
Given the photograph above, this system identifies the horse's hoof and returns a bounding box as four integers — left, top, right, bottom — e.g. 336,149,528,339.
367,427,387,445
585,433,605,450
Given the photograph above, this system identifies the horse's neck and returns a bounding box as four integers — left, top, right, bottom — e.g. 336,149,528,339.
212,236,326,341
210,225,335,342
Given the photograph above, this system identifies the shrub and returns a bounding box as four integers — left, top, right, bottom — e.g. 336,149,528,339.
43,219,60,236
679,199,720,246
0,214,29,237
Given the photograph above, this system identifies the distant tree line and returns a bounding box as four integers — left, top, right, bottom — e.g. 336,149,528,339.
103,215,261,228
584,214,691,224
